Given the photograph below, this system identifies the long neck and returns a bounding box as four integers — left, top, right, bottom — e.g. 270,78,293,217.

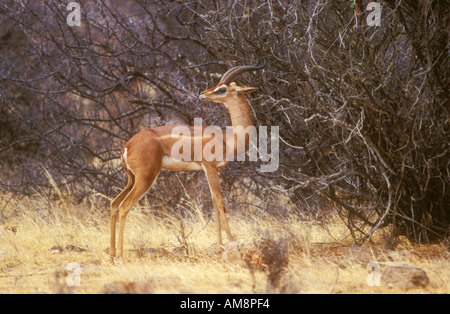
224,94,254,157
225,94,253,129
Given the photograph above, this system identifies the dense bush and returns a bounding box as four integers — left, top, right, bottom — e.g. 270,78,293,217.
1,0,448,243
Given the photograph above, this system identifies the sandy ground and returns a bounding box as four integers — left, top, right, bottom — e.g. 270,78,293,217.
0,194,448,294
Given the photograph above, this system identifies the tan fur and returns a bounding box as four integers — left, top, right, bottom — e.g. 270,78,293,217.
110,79,259,259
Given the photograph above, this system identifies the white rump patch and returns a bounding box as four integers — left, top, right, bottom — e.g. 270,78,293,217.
122,148,132,172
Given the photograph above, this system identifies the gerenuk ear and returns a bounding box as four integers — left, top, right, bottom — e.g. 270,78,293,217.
232,86,259,94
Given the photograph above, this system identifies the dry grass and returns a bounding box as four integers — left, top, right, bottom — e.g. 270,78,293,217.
0,192,448,294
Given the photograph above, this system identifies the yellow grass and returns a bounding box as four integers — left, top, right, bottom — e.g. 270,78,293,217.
0,192,448,294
